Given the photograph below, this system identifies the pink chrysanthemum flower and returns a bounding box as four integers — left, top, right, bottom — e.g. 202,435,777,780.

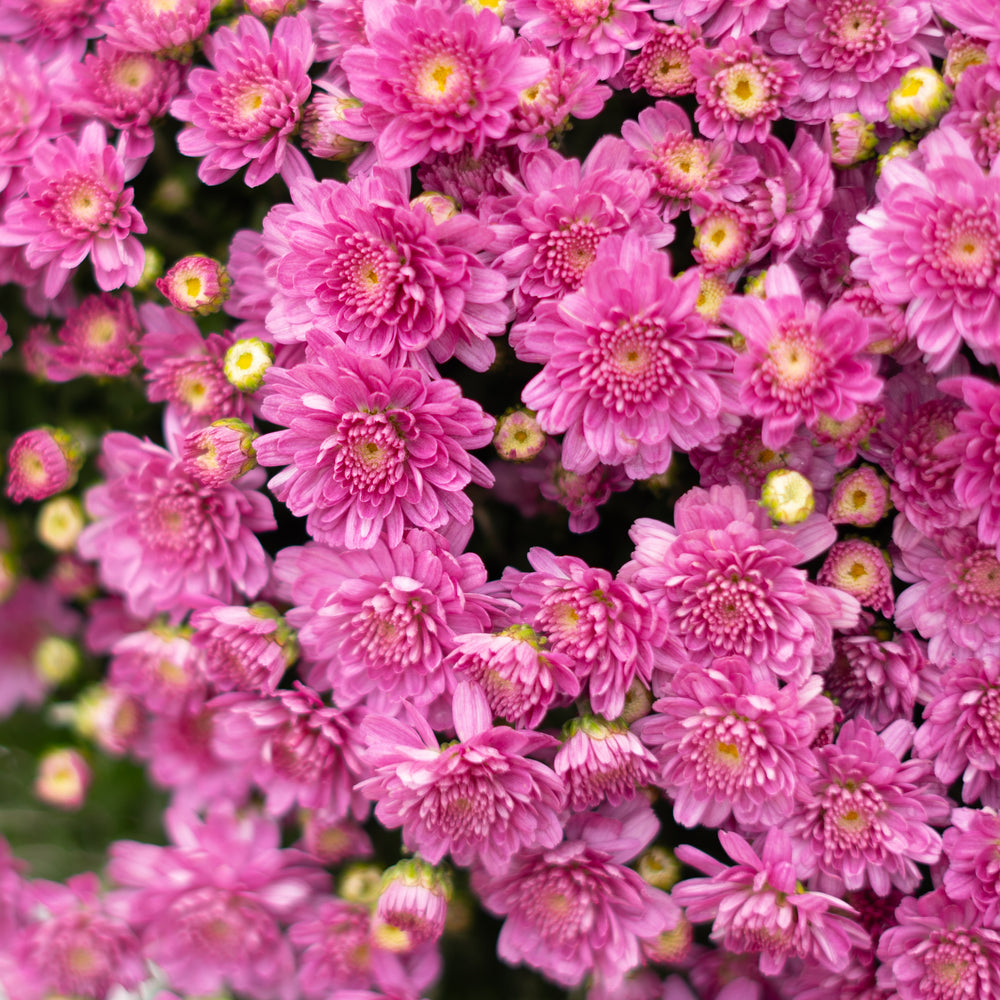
829,466,891,528
359,681,564,874
915,655,1000,808
788,718,948,897
650,0,785,40
99,0,210,55
109,807,327,1000
181,418,258,489
0,121,145,296
893,518,1000,666
275,530,496,713
255,344,494,550
849,127,1000,371
171,14,313,188
373,858,449,952
5,427,81,503
475,800,680,990
690,196,757,271
5,874,145,1000
636,655,832,830
722,264,882,449
623,484,860,687
157,255,230,315
417,145,520,217
77,431,273,619
514,232,741,480
0,43,60,195
817,539,895,617
876,888,1000,1000
46,292,140,381
491,138,671,321
555,714,656,812
674,828,870,976
943,63,1000,169
341,0,546,168
298,73,374,164
618,22,704,97
211,684,368,819
759,0,938,123
691,36,798,143
622,100,757,219
506,547,659,719
262,167,508,371
943,807,1000,924
511,0,653,81
826,616,927,729
447,625,581,729
936,375,1000,558
0,0,102,59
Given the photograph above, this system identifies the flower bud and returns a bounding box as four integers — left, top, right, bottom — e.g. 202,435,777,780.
944,33,988,87
35,748,91,810
244,0,306,24
818,540,894,616
829,465,890,527
637,847,681,890
224,338,274,392
373,858,452,953
5,428,82,503
33,636,80,686
36,496,85,552
182,418,258,488
494,409,546,461
830,112,877,167
888,67,952,132
156,255,231,315
760,468,814,525
410,191,460,223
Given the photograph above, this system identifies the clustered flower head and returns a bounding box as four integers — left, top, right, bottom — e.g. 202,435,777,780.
6,1,1000,998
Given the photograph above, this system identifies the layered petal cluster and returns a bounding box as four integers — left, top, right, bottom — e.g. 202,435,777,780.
255,344,494,549
514,232,741,480
359,682,565,874
943,807,1000,924
0,42,60,195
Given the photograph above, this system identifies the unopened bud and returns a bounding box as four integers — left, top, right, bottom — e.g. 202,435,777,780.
830,112,878,167
224,338,274,392
494,409,546,461
760,468,814,525
35,748,91,810
36,496,85,552
157,255,231,315
888,67,952,132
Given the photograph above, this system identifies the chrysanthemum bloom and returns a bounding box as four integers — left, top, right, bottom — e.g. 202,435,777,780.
475,801,680,990
45,292,140,381
943,808,1000,924
515,232,741,480
849,127,1000,371
0,122,145,296
554,714,656,812
691,36,798,143
943,64,1000,169
157,255,230,315
636,656,831,830
0,0,102,59
5,427,81,503
263,168,509,372
359,681,564,873
530,443,632,533
829,466,890,527
789,718,947,897
893,518,1000,666
211,684,368,819
181,418,258,489
490,138,671,321
99,0,210,55
618,22,703,97
72,42,184,164
721,264,882,450
511,0,653,81
674,828,870,976
109,807,328,999
935,375,1000,558
256,344,493,549
109,624,207,715
826,616,927,729
690,197,757,271
373,858,450,952
759,0,938,124
275,529,496,713
171,14,314,187
0,43,60,195
299,74,374,163
623,484,859,687
447,626,581,728
817,540,895,617
77,431,273,619
915,655,1000,808
506,547,660,719
341,0,547,168
650,0,784,40
494,409,546,461
877,889,1000,1000
4,874,145,1000
622,100,757,219
417,145,520,216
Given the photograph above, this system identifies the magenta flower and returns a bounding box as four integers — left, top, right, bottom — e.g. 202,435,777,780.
341,0,547,168
5,427,81,503
0,42,60,195
619,22,703,97
507,547,660,719
515,231,740,480
943,808,1000,924
817,539,895,617
945,63,1000,169
359,681,564,875
262,167,508,371
77,431,273,620
99,0,211,55
0,121,145,296
108,624,207,715
722,264,882,449
275,530,497,713
45,292,140,381
171,14,314,187
636,656,832,830
876,889,1000,1000
674,828,870,976
255,344,494,549
475,801,680,989
849,127,1000,371
624,485,859,687
760,0,938,123
181,418,258,489
650,0,785,40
